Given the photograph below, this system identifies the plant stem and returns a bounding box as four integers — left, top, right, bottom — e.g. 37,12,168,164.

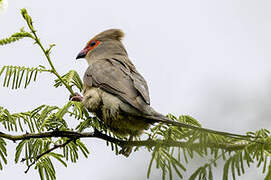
33,33,75,96
23,12,75,96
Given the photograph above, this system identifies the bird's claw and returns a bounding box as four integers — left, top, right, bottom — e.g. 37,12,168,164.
119,146,132,157
70,92,83,102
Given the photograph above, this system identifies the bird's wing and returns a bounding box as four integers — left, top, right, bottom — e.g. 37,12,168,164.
111,57,150,105
131,71,150,105
83,58,149,112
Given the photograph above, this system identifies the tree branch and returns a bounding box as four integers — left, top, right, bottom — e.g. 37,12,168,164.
0,130,250,151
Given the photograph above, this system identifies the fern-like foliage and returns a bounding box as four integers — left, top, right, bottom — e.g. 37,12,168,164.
35,154,61,180
144,115,271,180
0,28,33,46
14,137,88,180
188,137,271,180
0,101,90,133
0,138,7,171
0,65,50,89
54,70,83,92
60,138,89,162
146,115,203,180
0,102,91,179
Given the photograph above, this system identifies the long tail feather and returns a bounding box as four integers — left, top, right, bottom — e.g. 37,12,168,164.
143,115,256,140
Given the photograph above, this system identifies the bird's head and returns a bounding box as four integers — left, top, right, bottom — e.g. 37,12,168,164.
76,29,127,63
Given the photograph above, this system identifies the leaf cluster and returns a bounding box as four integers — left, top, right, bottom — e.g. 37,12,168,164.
146,115,271,180
0,65,49,89
0,100,91,180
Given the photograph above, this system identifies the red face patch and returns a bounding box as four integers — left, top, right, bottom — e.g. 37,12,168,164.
85,40,101,51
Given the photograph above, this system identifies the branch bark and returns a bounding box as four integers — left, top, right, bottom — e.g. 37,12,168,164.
0,130,249,151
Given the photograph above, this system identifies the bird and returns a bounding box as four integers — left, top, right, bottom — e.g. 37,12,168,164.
73,29,176,155
73,29,249,156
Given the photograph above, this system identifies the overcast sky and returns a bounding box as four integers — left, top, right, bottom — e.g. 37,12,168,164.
1,0,271,179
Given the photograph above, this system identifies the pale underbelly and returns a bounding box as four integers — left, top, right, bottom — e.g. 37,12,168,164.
82,86,151,137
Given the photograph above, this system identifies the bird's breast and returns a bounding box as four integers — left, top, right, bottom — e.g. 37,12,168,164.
82,86,150,137
82,86,102,112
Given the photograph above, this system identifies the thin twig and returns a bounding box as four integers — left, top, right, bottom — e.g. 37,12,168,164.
23,138,75,173
21,9,75,96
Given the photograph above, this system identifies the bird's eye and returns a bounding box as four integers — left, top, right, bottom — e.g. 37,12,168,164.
90,41,96,47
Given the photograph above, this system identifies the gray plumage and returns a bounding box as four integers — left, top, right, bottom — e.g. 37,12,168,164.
77,29,166,137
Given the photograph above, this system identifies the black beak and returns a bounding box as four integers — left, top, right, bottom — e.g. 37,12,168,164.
76,49,87,59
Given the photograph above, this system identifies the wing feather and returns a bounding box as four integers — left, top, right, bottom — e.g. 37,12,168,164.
83,59,150,112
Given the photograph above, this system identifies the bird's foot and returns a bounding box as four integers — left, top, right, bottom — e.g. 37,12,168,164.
70,92,83,102
119,146,133,157
119,135,134,157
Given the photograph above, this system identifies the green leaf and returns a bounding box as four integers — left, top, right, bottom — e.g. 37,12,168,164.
76,140,89,158
223,158,231,180
49,152,67,167
0,27,33,46
54,70,83,91
171,162,183,179
0,138,7,170
0,65,49,89
15,140,27,163
208,165,213,180
147,150,156,178
265,159,271,180
189,167,202,180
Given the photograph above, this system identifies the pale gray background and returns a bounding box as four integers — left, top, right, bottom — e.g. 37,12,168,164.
0,0,270,179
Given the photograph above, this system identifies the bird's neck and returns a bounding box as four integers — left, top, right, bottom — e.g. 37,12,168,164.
85,54,101,65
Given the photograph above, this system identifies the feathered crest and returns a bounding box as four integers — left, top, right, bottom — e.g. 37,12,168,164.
91,29,124,41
